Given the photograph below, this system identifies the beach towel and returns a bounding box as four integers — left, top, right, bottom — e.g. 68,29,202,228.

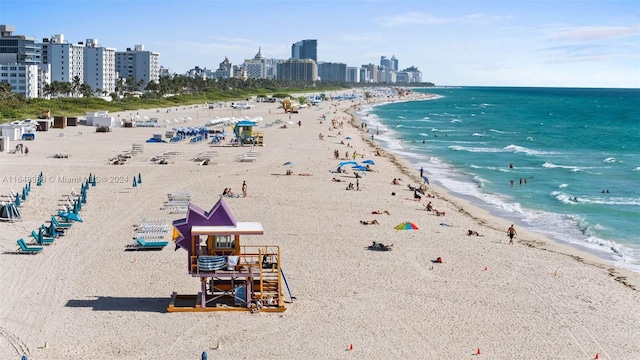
227,255,239,270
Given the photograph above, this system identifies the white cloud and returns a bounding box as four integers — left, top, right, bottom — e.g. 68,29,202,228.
378,12,510,27
547,25,639,42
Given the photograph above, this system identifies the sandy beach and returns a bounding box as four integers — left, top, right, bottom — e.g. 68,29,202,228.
1,89,639,359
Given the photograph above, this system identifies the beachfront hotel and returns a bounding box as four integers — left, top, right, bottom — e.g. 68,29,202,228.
115,45,160,91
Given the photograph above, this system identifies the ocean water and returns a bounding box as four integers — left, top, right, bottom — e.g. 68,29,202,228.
357,87,640,272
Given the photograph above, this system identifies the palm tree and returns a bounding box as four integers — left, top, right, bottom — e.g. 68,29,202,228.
72,76,82,97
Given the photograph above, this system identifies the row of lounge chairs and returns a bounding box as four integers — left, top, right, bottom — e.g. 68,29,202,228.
237,151,260,162
109,143,144,165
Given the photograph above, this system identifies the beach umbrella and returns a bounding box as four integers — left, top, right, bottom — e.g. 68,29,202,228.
422,175,430,185
362,159,375,165
345,136,352,140
352,165,367,171
132,178,137,187
394,221,419,230
14,195,21,206
37,227,44,245
283,161,293,166
137,173,142,184
338,160,358,167
22,355,28,360
201,351,208,360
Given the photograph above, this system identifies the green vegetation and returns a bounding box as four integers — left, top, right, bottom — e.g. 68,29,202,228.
0,75,434,123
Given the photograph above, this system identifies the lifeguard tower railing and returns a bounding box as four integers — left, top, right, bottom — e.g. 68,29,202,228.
190,245,284,307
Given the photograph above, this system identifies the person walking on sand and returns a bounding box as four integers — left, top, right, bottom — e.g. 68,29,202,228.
507,224,517,244
24,146,29,156
242,181,247,198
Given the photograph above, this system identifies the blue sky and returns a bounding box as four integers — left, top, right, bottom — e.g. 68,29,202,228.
1,0,638,88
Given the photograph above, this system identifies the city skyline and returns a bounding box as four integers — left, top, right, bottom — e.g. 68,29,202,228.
1,0,638,88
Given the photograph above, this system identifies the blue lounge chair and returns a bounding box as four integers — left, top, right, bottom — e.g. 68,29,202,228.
125,238,168,251
51,216,72,229
16,238,43,254
31,230,54,245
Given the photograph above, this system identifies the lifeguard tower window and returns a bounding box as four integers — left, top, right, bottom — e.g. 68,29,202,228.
215,235,233,248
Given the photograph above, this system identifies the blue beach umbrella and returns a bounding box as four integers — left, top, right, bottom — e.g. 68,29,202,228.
338,160,358,167
345,136,352,140
362,159,375,165
137,173,142,184
132,178,137,187
283,161,294,166
14,195,21,206
352,165,368,171
201,351,208,360
422,175,430,185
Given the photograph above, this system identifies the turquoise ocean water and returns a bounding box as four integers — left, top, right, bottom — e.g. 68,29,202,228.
356,87,640,272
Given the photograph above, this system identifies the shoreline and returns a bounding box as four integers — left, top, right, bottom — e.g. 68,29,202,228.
344,97,640,291
1,88,639,358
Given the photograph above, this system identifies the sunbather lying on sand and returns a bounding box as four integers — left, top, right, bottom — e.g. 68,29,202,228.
468,229,484,237
371,210,390,215
332,177,342,182
392,178,401,185
367,241,393,251
360,219,380,225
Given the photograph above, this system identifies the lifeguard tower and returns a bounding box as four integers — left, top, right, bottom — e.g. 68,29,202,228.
168,198,287,312
233,121,263,146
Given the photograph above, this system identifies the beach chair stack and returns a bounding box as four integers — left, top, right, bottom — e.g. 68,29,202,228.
126,218,170,251
237,150,260,162
150,151,181,165
194,150,219,165
163,191,191,214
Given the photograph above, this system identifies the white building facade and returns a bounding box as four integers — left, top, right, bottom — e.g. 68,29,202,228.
115,45,160,90
41,34,84,84
0,63,50,99
83,39,116,95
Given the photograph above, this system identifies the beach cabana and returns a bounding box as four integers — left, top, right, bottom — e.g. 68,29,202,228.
168,198,286,312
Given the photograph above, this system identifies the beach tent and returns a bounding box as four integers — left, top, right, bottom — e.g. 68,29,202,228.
0,203,21,221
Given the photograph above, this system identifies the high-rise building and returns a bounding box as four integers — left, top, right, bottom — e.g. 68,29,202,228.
0,25,49,99
83,39,116,95
390,55,398,72
361,63,378,83
291,39,317,62
0,25,40,65
115,44,160,90
277,59,317,81
346,67,360,83
244,47,267,79
397,66,423,83
380,56,391,70
317,62,347,82
41,34,84,84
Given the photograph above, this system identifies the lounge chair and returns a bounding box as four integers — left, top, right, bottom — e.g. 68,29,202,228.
51,216,72,229
125,237,168,251
31,230,54,245
16,238,43,254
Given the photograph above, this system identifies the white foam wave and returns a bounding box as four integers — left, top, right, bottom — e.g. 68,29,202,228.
449,145,505,153
526,137,535,141
634,167,640,171
558,183,568,188
542,162,589,172
450,119,463,123
472,133,484,137
504,144,554,156
489,129,512,134
603,157,616,163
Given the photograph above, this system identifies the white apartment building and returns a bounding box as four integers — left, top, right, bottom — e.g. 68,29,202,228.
115,45,160,90
83,39,116,95
0,63,50,99
41,34,84,84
